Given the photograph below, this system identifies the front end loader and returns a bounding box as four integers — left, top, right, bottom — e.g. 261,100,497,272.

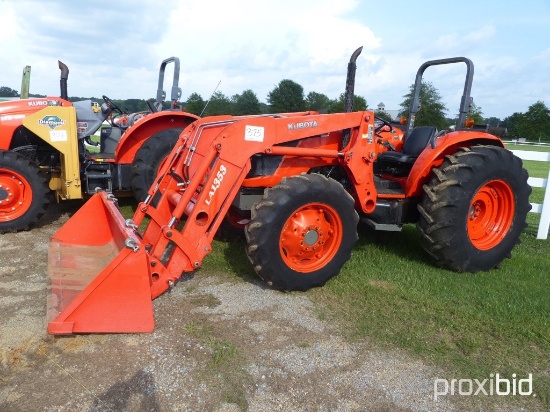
0,57,199,233
46,48,531,334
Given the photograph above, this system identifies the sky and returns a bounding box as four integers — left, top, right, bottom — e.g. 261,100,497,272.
1,0,549,120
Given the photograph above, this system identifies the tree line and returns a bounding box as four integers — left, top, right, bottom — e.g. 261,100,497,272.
2,81,549,142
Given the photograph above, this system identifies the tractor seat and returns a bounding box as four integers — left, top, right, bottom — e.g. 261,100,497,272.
376,126,437,176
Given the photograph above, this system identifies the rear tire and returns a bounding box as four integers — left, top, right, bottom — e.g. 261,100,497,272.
245,174,359,291
417,145,531,272
0,150,50,233
131,128,182,202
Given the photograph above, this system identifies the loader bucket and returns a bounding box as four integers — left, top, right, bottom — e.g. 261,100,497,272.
47,192,154,334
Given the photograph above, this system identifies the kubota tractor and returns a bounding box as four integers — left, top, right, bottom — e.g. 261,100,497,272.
46,48,531,334
0,57,199,233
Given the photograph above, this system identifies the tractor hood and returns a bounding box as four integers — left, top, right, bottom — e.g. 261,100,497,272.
0,98,72,133
0,97,71,116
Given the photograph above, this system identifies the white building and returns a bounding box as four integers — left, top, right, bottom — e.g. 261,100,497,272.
376,102,401,121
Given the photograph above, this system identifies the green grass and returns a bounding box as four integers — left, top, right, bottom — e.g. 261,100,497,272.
314,224,549,399
202,219,549,402
202,154,550,408
505,143,550,152
510,144,550,222
507,143,550,179
121,147,550,407
201,233,549,407
314,151,550,407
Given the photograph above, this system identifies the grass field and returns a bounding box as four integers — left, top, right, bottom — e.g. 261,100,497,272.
120,143,550,407
201,229,549,408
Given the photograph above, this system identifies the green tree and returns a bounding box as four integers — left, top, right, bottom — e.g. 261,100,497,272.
328,93,367,113
202,91,233,116
232,89,262,115
122,98,148,113
399,81,449,130
502,112,525,140
183,92,206,116
0,86,19,97
522,101,550,142
374,110,392,122
467,101,484,125
305,91,332,112
485,116,502,127
267,79,306,113
259,102,270,114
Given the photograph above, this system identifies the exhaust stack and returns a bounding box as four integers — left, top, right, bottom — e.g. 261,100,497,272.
58,61,69,100
342,46,363,148
343,46,363,113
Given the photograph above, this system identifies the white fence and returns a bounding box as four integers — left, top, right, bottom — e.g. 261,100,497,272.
511,150,550,239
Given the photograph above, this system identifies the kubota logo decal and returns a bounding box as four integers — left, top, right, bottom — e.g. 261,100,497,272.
39,115,65,130
28,100,48,107
287,120,318,130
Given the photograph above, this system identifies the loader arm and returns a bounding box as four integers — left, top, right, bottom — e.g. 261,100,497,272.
47,111,376,334
133,111,376,297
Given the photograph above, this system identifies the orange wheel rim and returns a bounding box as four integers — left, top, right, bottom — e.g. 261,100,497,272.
280,203,343,272
467,180,515,250
0,168,33,222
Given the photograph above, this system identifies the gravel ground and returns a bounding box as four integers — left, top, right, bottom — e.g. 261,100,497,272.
0,202,544,411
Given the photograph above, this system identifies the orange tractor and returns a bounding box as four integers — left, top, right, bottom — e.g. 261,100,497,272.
0,57,199,233
46,48,531,334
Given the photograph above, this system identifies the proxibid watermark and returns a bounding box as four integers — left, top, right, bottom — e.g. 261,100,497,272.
434,373,534,401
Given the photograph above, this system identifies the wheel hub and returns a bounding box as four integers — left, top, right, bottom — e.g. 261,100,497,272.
0,171,30,219
0,186,8,202
467,180,515,250
279,204,342,272
0,181,19,208
304,229,320,246
469,202,484,221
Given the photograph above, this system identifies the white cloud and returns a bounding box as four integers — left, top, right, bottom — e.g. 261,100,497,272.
0,6,18,42
0,0,548,119
156,0,379,101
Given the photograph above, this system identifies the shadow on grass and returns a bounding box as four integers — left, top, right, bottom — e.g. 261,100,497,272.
221,239,258,284
216,222,438,288
356,222,434,268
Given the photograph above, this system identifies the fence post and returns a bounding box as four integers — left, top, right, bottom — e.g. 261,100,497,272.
537,165,550,239
510,149,550,240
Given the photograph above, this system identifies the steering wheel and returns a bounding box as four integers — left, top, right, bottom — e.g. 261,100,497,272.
374,115,394,134
374,115,397,151
102,95,124,114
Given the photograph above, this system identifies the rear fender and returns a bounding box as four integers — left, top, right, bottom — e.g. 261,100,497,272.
405,130,504,197
114,111,199,164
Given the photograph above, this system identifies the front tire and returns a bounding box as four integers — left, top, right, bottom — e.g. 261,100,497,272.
417,145,531,272
131,128,182,202
0,150,50,233
245,174,359,291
